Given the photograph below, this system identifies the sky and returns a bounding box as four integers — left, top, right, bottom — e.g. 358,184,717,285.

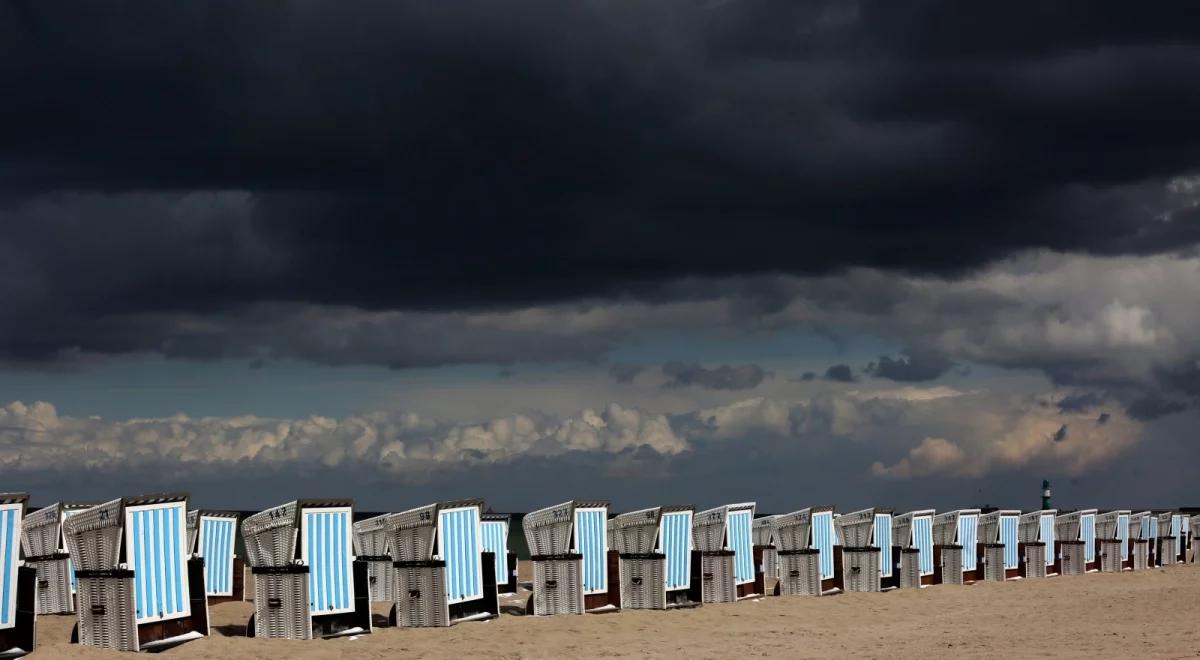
2,1,1199,513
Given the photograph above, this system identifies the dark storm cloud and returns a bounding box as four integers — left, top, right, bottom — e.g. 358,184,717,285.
823,364,855,383
661,362,768,391
1125,396,1188,421
865,348,956,382
1052,424,1069,443
1057,392,1106,413
3,1,1200,365
609,364,645,384
1096,413,1111,425
1154,359,1200,397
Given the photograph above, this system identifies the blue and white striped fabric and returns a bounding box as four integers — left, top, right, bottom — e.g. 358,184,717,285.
0,503,21,630
439,507,483,604
1040,514,1055,566
813,511,835,579
1182,517,1191,559
660,511,692,591
1081,513,1096,563
303,507,354,615
125,503,191,623
1172,515,1184,559
959,513,979,571
574,508,608,594
1000,515,1019,569
912,515,934,576
874,514,892,577
1146,515,1158,541
199,516,237,596
65,508,83,594
479,520,509,585
1117,514,1130,560
726,510,754,585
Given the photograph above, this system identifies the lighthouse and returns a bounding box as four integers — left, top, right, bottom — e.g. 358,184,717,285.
1041,479,1052,509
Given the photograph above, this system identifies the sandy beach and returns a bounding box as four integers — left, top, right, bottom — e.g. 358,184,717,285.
24,564,1200,659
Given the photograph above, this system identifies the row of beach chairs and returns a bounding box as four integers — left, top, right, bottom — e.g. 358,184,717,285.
0,493,1195,656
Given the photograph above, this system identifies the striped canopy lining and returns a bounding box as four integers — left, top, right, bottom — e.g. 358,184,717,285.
1080,514,1096,563
1117,515,1130,559
479,520,509,585
1040,515,1055,566
726,510,754,585
126,503,191,624
812,511,835,580
575,508,608,594
874,515,892,577
912,516,934,576
959,514,979,572
999,516,1019,569
660,511,692,591
0,504,21,630
438,507,483,604
65,508,84,594
199,516,237,596
303,508,355,616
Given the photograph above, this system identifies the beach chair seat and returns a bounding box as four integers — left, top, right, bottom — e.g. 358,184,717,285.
658,507,699,608
1161,513,1185,566
529,556,582,615
691,503,756,602
834,508,884,593
771,507,841,594
775,549,820,596
934,509,979,585
352,514,395,605
1053,510,1095,576
1158,537,1176,566
0,494,35,660
62,494,208,653
187,510,244,604
393,559,449,627
840,547,880,592
20,502,74,616
480,514,518,595
385,500,498,627
1016,511,1052,579
607,505,698,610
611,507,665,610
751,515,778,592
1096,539,1123,572
1058,541,1085,575
524,500,615,615
975,510,1022,580
618,554,664,610
241,499,370,640
980,544,1006,581
897,549,921,589
1185,516,1195,566
940,544,966,583
1092,510,1131,573
253,566,309,639
695,551,736,603
888,510,932,589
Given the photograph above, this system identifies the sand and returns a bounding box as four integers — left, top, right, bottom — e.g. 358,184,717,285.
26,565,1200,659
